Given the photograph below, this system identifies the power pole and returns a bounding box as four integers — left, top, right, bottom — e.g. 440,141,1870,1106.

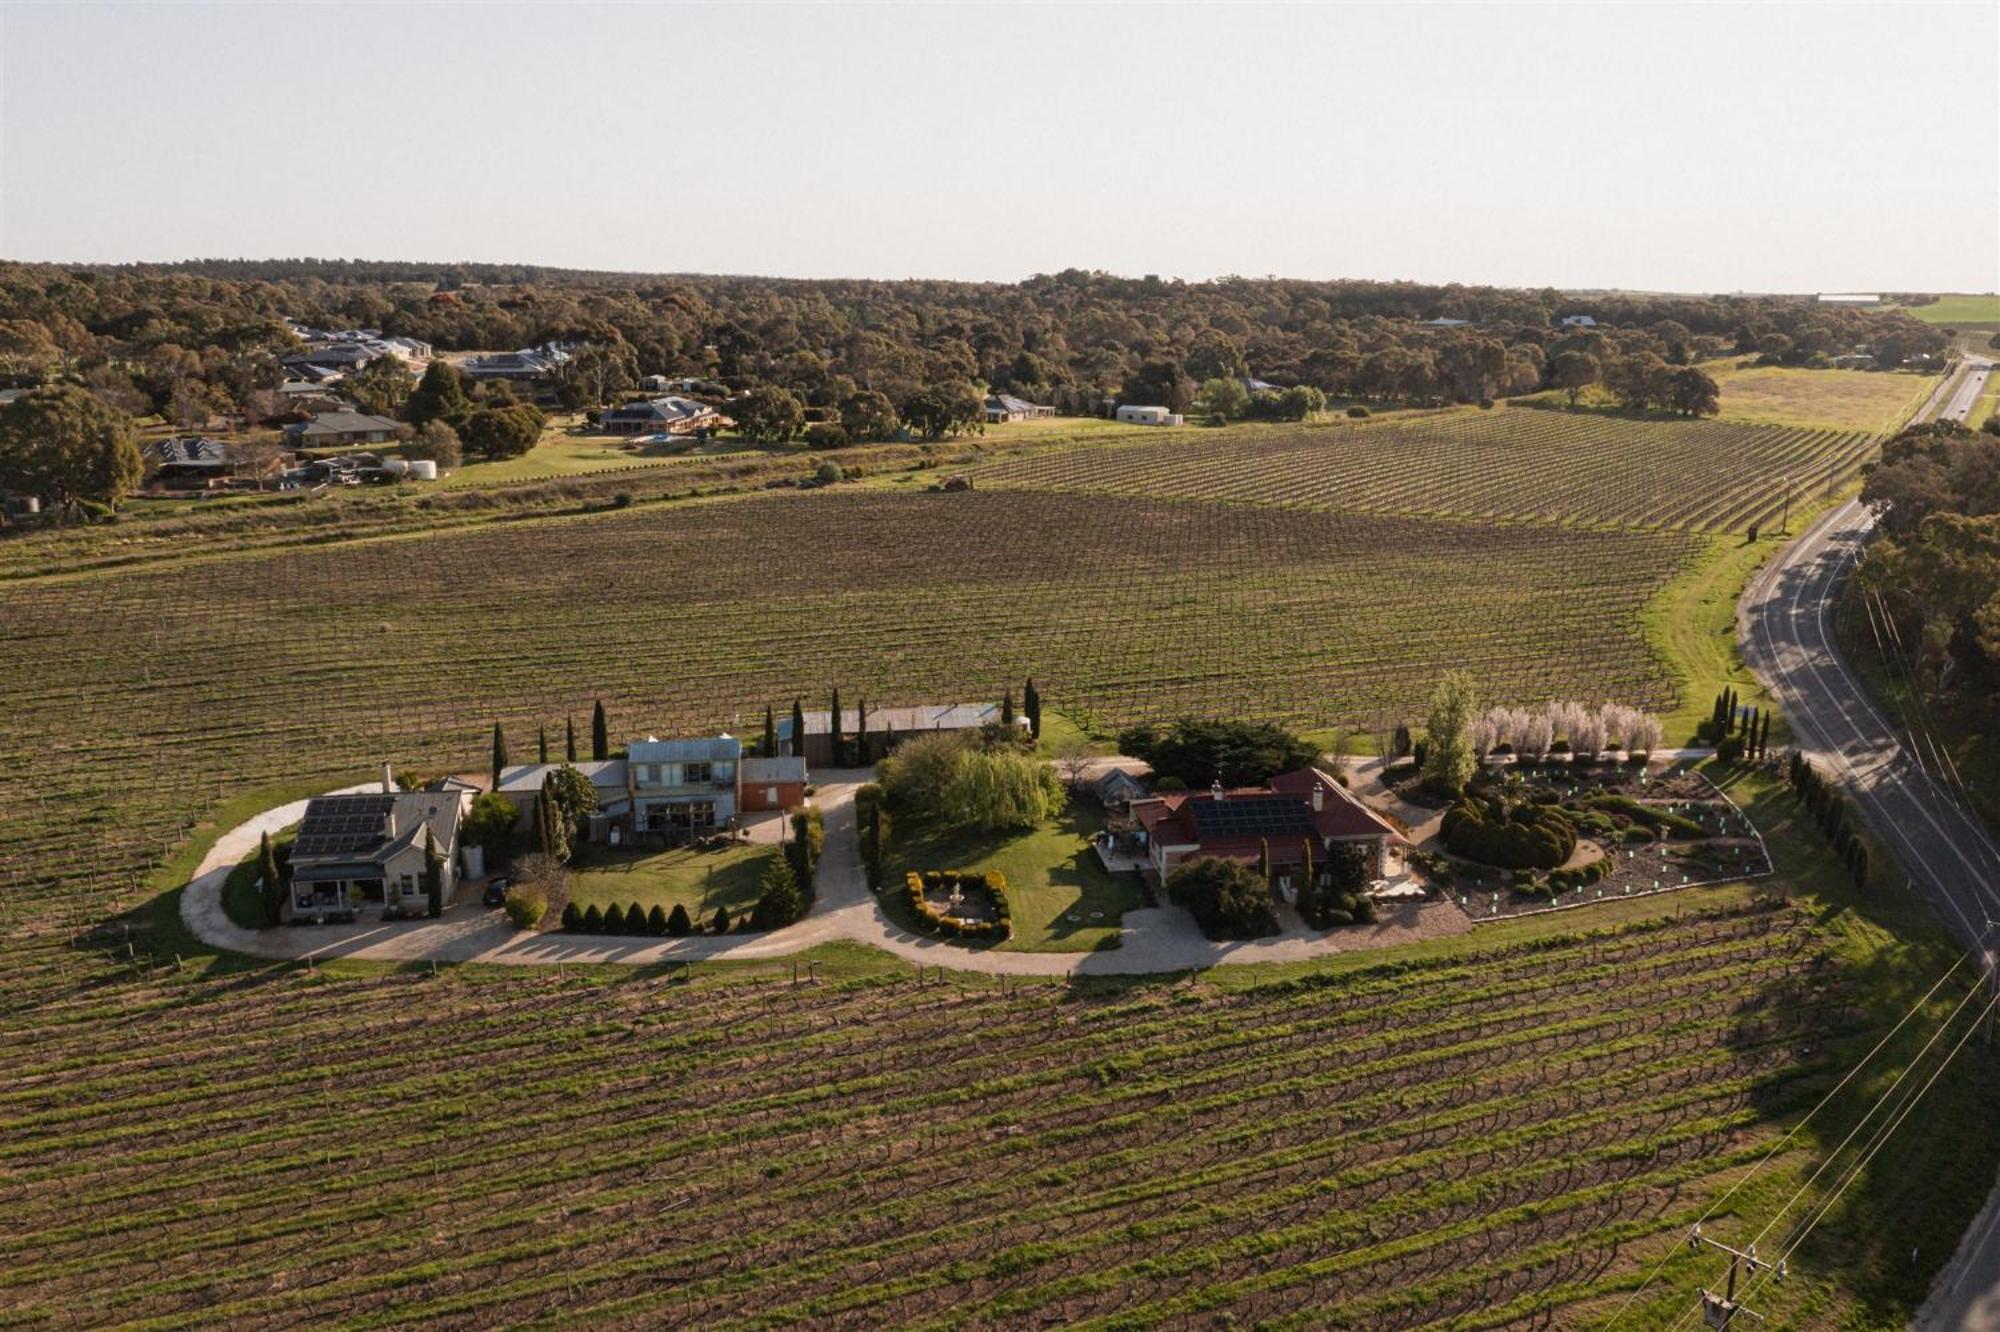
1688,1225,1782,1327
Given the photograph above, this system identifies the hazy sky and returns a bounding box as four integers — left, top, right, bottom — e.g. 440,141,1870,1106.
2,1,1994,293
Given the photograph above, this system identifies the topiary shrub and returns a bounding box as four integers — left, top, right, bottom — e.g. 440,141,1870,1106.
1442,795,1577,870
648,904,670,935
582,903,603,932
665,903,690,936
502,886,548,930
711,906,730,934
629,903,646,935
561,901,583,932
1167,857,1279,940
1346,405,1370,419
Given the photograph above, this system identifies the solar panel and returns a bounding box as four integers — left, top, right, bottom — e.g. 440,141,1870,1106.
1191,797,1313,840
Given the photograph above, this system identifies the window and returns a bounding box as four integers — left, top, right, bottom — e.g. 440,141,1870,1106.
765,786,778,804
684,762,712,784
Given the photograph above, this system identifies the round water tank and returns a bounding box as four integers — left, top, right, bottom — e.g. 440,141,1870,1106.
383,457,410,475
409,460,439,480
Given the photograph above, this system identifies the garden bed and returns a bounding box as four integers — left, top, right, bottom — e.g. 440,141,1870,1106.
904,870,1012,942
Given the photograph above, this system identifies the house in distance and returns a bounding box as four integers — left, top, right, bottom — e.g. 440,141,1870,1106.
1132,767,1404,888
286,767,470,922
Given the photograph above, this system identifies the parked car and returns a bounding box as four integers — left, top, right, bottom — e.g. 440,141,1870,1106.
482,877,511,907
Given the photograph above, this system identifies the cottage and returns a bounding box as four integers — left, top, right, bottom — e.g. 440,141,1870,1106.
777,702,1028,768
149,437,231,489
983,393,1054,423
1131,767,1403,889
495,760,632,840
599,395,728,436
1115,405,1184,426
286,769,469,921
284,410,406,448
740,755,809,812
463,344,572,381
628,735,741,838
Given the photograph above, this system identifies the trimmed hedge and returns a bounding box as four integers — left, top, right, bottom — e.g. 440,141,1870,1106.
1442,796,1577,870
904,870,1013,941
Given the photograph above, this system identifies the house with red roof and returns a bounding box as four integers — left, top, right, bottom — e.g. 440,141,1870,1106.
1131,767,1403,889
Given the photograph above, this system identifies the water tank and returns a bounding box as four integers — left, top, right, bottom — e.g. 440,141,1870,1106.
383,457,410,476
408,459,439,480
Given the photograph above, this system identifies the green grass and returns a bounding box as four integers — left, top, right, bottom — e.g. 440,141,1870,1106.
884,804,1144,952
220,825,296,930
1892,293,2000,326
1697,359,1941,433
438,418,756,488
565,840,778,919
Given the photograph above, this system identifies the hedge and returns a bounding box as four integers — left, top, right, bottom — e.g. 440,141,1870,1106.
903,870,1013,941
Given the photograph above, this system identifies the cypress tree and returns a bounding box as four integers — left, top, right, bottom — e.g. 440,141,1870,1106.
582,903,604,932
491,722,508,791
665,903,690,936
1258,837,1271,881
763,705,777,758
259,831,285,926
856,700,870,766
712,905,731,934
538,725,549,764
1023,678,1042,740
829,688,844,767
791,698,807,762
1758,712,1771,759
1001,689,1016,727
566,716,577,763
561,901,582,931
591,700,608,761
1299,839,1315,922
423,826,444,918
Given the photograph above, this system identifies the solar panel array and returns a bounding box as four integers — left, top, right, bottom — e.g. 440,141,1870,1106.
293,794,396,857
1190,795,1314,841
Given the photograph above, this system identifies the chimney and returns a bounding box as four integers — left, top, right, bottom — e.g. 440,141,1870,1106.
384,804,398,840
1210,780,1225,801
1312,782,1324,813
381,761,395,794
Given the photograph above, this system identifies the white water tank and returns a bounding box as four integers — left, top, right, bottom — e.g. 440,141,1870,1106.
383,457,410,476
408,459,439,481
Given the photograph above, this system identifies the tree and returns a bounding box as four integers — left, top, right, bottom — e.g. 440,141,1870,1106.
346,356,415,417
404,360,474,427
790,698,807,760
763,705,778,757
666,903,692,936
712,905,731,934
1168,857,1278,939
401,419,462,469
423,826,445,918
540,764,599,860
838,388,899,442
751,852,806,930
1023,678,1042,740
461,405,545,459
1200,376,1250,421
1607,353,1671,411
1001,689,1016,727
1121,360,1194,413
877,732,1067,832
829,687,845,767
1114,718,1317,788
463,792,518,868
733,386,806,443
900,381,985,439
1420,671,1479,795
490,723,508,791
1185,330,1248,382
1549,350,1598,405
0,385,143,511
592,700,609,761
538,725,549,764
552,342,639,409
565,716,577,763
259,831,285,926
1665,366,1720,417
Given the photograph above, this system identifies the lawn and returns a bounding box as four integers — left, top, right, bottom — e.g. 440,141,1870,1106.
438,418,753,489
1698,359,1939,433
220,824,297,930
1893,293,2000,326
883,803,1144,952
565,840,776,920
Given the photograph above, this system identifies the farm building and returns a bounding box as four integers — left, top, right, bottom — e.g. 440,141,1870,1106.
740,755,809,812
777,702,1028,767
1559,315,1598,328
1115,405,1184,426
984,393,1054,423
599,395,729,436
286,771,470,921
1818,293,1883,307
284,411,406,448
494,760,632,838
628,735,741,839
1131,767,1403,888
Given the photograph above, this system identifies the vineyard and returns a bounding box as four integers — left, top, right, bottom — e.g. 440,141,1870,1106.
975,409,1879,533
0,490,1697,925
0,897,1990,1328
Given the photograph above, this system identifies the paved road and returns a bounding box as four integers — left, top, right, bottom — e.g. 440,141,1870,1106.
1937,355,1994,425
1735,362,2000,1331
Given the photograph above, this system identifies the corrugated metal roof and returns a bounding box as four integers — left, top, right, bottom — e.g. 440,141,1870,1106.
742,756,807,783
627,735,741,764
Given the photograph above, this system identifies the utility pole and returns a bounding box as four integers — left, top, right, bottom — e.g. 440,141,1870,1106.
1688,1225,1783,1327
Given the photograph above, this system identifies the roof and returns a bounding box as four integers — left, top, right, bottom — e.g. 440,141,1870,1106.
1267,767,1404,841
151,437,228,465
742,755,808,784
1091,767,1148,797
288,410,403,438
291,791,462,866
778,703,1025,739
1560,315,1598,327
603,395,718,425
495,760,629,794
1134,767,1400,852
627,735,742,764
985,393,1048,414
1421,317,1472,328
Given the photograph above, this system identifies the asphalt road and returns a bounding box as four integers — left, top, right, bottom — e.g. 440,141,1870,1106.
1737,359,2000,1330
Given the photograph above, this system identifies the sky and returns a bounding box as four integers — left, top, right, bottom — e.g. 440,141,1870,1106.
1,1,1994,294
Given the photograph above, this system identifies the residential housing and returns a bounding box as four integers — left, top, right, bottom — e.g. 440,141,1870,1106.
983,393,1054,423
777,702,1028,768
599,395,729,436
149,437,234,489
628,735,741,838
462,344,572,382
286,770,470,921
1131,767,1404,889
284,410,406,448
1559,315,1598,329
495,759,632,841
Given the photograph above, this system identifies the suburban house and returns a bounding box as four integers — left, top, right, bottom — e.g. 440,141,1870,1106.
286,770,470,921
740,755,809,812
463,344,571,381
599,395,728,436
1115,405,1184,426
284,410,406,448
983,393,1054,423
777,702,1028,767
1131,767,1404,889
284,342,377,373
628,735,741,839
495,759,633,841
149,437,229,489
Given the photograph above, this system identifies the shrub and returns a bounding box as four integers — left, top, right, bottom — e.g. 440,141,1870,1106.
1115,717,1317,789
902,870,1012,940
629,903,646,934
664,903,689,936
711,906,730,934
581,903,604,932
1346,405,1370,419
751,854,806,930
1442,796,1577,870
1168,857,1278,940
878,732,1065,831
502,886,548,930
600,902,624,934
561,901,582,932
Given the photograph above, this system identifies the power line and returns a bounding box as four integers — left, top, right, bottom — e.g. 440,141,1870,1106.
1603,950,1970,1326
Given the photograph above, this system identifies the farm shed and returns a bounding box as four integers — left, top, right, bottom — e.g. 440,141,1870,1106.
777,702,1028,768
740,755,808,812
1115,405,1184,426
